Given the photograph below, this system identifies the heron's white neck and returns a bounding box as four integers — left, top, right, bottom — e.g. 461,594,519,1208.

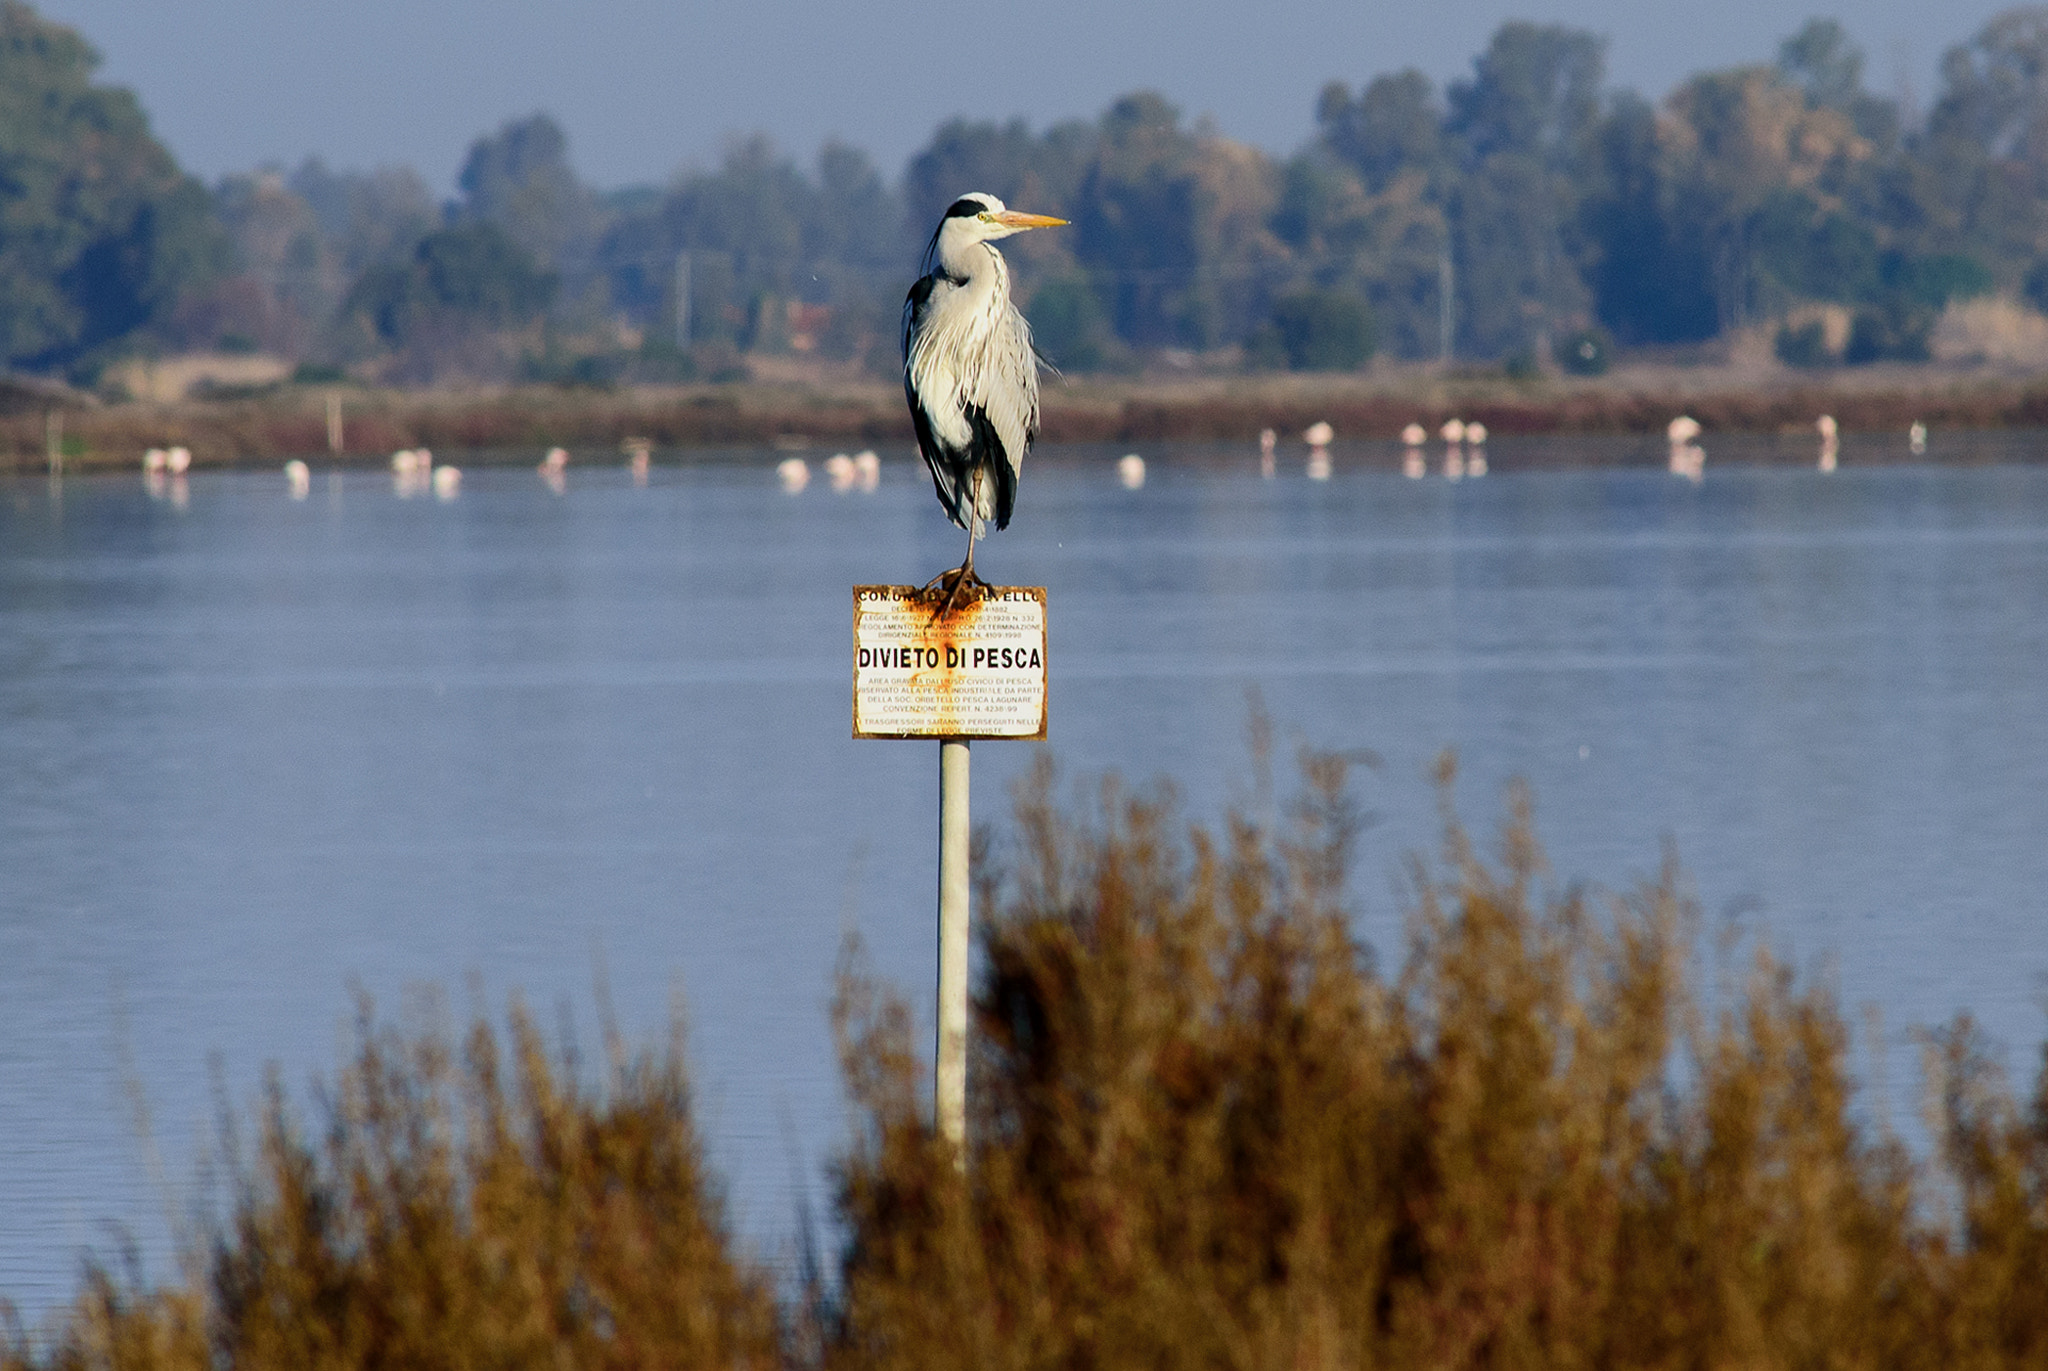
933,226,1010,297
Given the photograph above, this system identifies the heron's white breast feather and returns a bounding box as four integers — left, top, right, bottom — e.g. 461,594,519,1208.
905,248,1038,466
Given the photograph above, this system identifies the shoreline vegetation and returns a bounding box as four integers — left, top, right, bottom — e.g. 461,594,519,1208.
16,0,2048,478
18,1,2048,462
4,751,2045,1367
10,364,2048,471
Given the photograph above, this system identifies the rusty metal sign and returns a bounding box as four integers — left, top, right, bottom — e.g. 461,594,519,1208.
852,585,1048,739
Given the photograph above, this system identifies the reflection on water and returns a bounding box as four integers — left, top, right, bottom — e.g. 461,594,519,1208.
4,441,2048,1312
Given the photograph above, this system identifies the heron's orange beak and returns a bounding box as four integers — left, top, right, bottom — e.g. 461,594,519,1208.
992,211,1068,229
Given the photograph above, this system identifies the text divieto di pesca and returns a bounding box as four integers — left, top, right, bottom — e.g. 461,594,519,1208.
857,645,1043,670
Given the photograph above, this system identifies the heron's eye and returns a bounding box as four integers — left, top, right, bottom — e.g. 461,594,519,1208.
977,212,993,222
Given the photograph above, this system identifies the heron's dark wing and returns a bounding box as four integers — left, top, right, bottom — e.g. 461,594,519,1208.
904,273,974,528
961,404,1017,529
901,274,936,365
906,371,960,524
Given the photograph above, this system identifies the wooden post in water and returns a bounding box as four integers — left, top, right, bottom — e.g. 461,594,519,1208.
936,737,971,1152
44,410,60,477
326,391,344,454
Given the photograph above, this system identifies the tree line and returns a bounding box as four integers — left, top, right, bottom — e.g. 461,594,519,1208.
10,0,2048,384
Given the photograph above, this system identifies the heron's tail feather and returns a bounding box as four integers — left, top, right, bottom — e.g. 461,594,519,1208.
921,464,971,532
962,407,1016,531
990,443,1015,531
915,407,1016,536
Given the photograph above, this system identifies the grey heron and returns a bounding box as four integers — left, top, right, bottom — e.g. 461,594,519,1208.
902,192,1067,603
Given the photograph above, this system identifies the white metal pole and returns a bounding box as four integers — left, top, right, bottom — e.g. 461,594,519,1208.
936,736,971,1152
675,251,692,348
1439,247,1455,366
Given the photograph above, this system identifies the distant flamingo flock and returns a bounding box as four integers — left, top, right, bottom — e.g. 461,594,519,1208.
118,414,1937,508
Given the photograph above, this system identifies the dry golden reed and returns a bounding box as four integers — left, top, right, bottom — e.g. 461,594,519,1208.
825,749,2048,1371
5,996,778,1371
6,747,2047,1370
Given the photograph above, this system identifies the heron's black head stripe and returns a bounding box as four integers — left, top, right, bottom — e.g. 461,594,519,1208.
944,198,987,219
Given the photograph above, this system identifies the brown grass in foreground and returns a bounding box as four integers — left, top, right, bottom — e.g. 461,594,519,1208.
5,750,2046,1369
3,999,778,1371
828,751,2048,1370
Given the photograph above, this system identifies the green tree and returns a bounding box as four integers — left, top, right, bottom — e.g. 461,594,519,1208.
810,142,905,271
798,142,908,361
0,0,225,369
1260,287,1375,369
1024,272,1117,370
1749,189,1881,303
289,158,436,280
1920,8,2048,282
1581,93,1717,343
1445,23,1608,358
1927,8,2048,173
1778,18,1899,144
1074,92,1287,351
1662,65,1871,330
1298,73,1451,359
1272,148,1448,359
458,113,599,281
1073,94,1206,346
205,171,331,354
1448,22,1605,167
662,136,815,346
588,136,908,365
1318,69,1445,193
342,222,555,346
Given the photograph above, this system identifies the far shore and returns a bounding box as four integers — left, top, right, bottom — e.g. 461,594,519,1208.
6,361,2048,471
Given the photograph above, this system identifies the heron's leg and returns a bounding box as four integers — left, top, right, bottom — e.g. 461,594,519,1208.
922,469,995,612
965,464,986,577
934,469,989,611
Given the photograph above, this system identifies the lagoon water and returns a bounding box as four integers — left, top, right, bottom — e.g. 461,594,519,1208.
4,438,2048,1313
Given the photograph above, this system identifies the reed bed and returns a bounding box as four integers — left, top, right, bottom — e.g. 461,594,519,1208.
5,749,2046,1369
831,748,2047,1369
3,999,778,1371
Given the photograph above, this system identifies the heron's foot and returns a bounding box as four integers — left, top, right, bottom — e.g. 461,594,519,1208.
920,563,988,614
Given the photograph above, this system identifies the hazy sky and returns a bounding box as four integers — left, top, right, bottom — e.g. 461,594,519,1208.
35,0,2020,193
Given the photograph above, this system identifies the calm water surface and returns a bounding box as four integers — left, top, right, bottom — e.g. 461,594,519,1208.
4,439,2047,1312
